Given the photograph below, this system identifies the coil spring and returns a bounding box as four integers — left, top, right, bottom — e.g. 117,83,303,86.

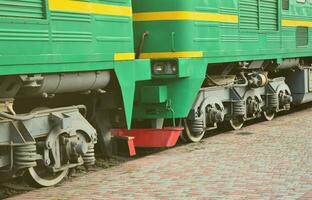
188,119,204,135
285,103,291,110
82,145,95,166
233,101,246,116
268,94,278,109
14,144,37,170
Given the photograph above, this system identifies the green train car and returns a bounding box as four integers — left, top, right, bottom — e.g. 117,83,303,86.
0,0,311,187
132,0,312,140
0,0,151,186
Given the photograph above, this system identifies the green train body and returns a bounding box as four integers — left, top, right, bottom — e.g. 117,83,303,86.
1,0,133,74
0,0,151,127
133,0,312,61
132,0,312,121
0,0,152,186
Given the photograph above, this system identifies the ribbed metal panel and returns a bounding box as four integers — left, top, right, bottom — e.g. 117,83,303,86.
240,0,277,31
0,0,45,19
260,0,278,31
239,0,259,30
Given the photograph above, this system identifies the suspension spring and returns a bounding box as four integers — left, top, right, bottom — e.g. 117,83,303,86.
188,119,204,135
233,101,246,116
268,94,279,110
14,144,37,170
82,145,95,166
285,103,291,110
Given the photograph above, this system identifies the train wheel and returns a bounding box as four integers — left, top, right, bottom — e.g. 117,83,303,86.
182,119,205,142
27,107,69,187
229,117,244,130
262,111,275,121
27,163,69,187
221,117,244,131
93,111,112,158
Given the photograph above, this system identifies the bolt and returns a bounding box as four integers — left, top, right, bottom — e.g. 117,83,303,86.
42,93,48,98
45,159,51,166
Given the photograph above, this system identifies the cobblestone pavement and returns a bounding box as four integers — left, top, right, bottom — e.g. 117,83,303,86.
9,107,312,200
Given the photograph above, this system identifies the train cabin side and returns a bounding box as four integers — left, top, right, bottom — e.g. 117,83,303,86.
131,0,312,139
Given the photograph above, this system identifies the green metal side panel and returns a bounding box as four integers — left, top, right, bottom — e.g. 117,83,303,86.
0,0,46,19
282,0,312,52
140,85,168,104
115,59,151,128
133,58,207,119
240,0,278,31
0,0,134,75
133,0,312,62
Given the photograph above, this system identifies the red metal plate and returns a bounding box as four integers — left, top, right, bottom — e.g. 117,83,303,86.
112,127,184,148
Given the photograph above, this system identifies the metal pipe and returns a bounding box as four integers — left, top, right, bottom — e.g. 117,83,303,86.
135,31,149,59
234,72,248,87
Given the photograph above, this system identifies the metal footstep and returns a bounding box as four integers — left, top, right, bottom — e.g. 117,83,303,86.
112,136,136,157
111,127,184,157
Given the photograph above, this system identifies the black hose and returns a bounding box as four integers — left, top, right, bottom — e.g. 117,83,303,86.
135,31,149,59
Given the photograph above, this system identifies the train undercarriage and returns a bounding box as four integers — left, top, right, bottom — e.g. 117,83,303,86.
182,58,312,142
0,106,97,186
0,57,311,186
183,76,292,142
0,71,116,186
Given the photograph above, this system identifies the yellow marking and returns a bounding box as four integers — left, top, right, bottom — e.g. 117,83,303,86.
139,51,204,59
49,0,132,17
114,53,135,61
134,11,238,23
282,19,312,27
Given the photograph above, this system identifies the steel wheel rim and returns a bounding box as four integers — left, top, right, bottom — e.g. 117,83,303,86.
28,165,69,187
229,117,244,130
263,111,275,121
183,119,205,142
27,107,71,186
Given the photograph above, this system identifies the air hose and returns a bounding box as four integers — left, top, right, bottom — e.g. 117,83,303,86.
0,105,87,121
0,111,37,121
